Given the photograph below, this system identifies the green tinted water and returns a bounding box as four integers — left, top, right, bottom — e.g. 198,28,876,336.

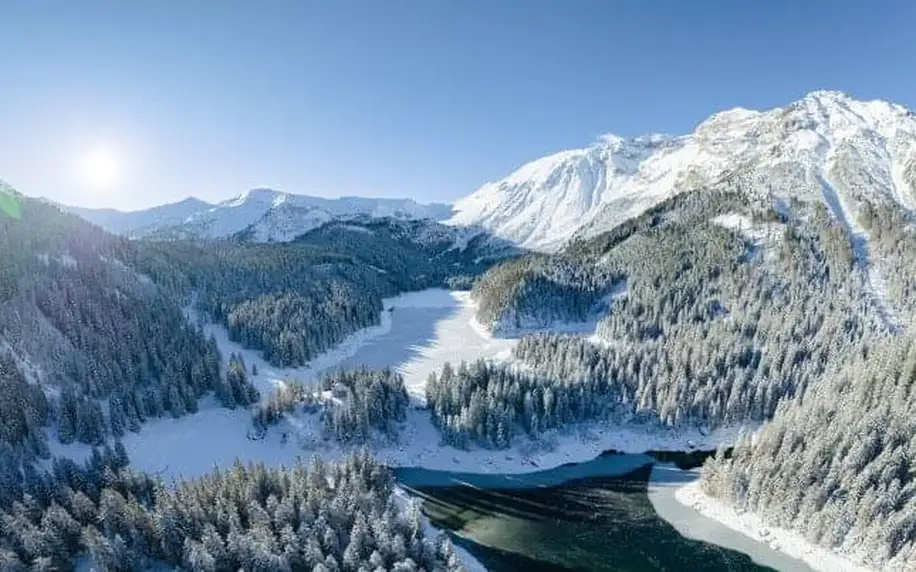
396,450,775,572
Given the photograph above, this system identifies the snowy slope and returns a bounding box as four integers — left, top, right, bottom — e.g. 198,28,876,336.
67,187,454,241
64,196,213,236
154,188,455,241
244,198,336,242
449,91,916,252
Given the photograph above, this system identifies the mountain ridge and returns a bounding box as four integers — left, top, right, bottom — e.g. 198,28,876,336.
62,91,916,255
61,188,454,241
450,90,916,251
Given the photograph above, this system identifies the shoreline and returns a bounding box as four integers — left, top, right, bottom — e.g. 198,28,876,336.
392,486,488,572
674,481,874,572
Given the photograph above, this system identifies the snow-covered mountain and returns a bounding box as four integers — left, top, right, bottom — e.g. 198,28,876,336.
233,191,455,243
66,188,454,242
449,91,916,251
67,196,214,236
64,92,916,251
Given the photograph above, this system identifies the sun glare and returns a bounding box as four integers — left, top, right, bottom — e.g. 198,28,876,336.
77,148,121,191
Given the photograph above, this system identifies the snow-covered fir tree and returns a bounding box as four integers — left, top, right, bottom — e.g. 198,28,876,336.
0,448,463,571
252,368,409,444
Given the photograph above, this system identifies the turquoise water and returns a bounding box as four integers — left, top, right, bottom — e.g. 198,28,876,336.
396,451,656,490
395,451,792,572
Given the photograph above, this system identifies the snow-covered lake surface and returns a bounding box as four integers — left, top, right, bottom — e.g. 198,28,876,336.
49,287,867,571
331,290,517,399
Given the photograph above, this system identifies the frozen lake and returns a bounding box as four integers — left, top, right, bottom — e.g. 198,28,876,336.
326,289,517,399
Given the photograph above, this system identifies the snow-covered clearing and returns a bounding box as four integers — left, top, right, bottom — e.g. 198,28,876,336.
712,213,762,240
100,254,154,285
36,252,78,269
674,481,875,572
711,212,784,262
337,223,373,234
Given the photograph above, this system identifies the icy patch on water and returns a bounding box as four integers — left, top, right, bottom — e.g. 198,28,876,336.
671,480,874,572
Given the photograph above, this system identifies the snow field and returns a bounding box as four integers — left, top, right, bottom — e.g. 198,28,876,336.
58,288,744,481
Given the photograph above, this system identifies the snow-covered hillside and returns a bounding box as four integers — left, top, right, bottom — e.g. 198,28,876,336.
66,187,454,241
65,196,213,236
243,198,336,242
449,91,916,252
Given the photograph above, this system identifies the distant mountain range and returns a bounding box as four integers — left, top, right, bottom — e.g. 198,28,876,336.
63,91,916,252
62,189,454,242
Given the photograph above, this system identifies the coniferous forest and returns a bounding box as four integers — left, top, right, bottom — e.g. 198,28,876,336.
7,173,916,570
0,446,462,571
252,368,410,445
0,190,506,457
0,189,495,570
466,187,916,568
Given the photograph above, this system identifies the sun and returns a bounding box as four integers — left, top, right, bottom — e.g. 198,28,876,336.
77,148,121,191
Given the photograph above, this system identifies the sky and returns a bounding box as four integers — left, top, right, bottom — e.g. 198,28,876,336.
1,0,914,211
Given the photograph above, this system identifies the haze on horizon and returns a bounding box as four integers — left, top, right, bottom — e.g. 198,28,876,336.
2,0,914,211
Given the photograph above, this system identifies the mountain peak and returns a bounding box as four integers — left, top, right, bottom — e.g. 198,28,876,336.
803,89,852,103
175,196,207,206
596,134,626,149
228,187,281,206
793,90,913,126
0,181,23,199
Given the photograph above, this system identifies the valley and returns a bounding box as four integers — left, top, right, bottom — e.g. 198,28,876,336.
46,286,815,572
51,288,733,480
6,0,916,567
4,91,916,571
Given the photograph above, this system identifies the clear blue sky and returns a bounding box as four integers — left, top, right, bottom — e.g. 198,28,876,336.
2,0,914,210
